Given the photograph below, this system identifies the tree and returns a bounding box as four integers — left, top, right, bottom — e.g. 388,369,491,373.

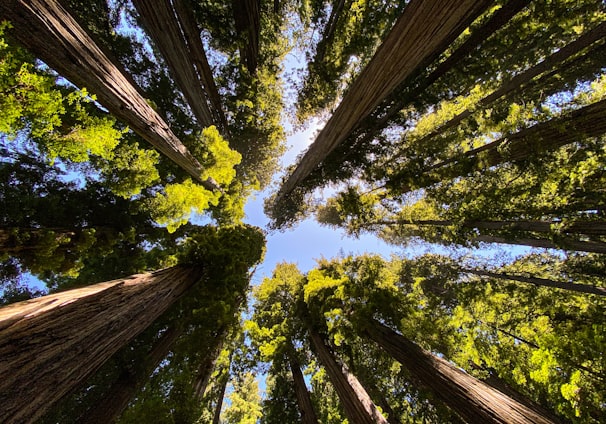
274,0,493,206
0,265,204,423
0,0,220,190
222,372,263,424
361,318,558,424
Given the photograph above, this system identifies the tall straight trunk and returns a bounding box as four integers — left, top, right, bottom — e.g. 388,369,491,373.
312,0,347,65
307,327,388,424
393,98,606,194
373,218,606,254
172,0,227,132
212,373,229,424
359,0,531,145
463,268,606,297
232,0,260,74
193,327,227,400
0,0,218,190
275,0,493,203
410,21,606,148
288,349,320,424
78,325,185,424
0,265,203,423
362,318,558,424
131,0,214,128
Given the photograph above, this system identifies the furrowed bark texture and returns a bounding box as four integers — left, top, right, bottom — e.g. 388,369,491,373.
288,349,320,424
232,0,260,74
0,265,203,423
78,325,185,424
132,0,215,128
364,319,557,424
308,328,388,424
0,0,218,190
276,0,493,203
172,0,227,132
464,268,606,297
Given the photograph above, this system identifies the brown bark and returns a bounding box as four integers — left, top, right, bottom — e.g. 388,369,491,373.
172,0,227,132
475,234,606,255
410,21,606,148
78,325,185,424
363,318,558,424
0,265,203,423
275,0,493,204
307,327,388,424
232,0,260,74
212,374,229,424
464,268,606,297
131,0,215,128
192,327,227,400
288,349,320,424
0,0,219,190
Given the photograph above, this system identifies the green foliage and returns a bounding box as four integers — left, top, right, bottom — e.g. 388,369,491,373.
222,372,263,424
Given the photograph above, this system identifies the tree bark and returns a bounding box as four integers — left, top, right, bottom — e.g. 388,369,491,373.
0,0,219,190
192,327,227,400
463,268,606,297
363,318,558,424
0,265,203,423
78,325,185,424
172,0,227,132
288,349,320,424
275,0,493,204
232,0,260,74
307,327,388,424
212,373,229,424
475,234,606,255
131,0,215,128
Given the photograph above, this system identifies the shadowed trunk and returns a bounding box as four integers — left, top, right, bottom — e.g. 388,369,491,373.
0,265,203,423
172,0,227,132
275,0,493,204
193,327,227,400
78,325,185,424
212,374,229,424
232,0,260,74
132,0,215,128
362,318,558,424
463,268,606,297
0,0,219,190
288,348,320,424
307,327,388,424
312,0,347,66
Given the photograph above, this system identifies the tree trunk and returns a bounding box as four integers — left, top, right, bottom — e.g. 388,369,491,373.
232,0,260,74
212,373,229,424
463,268,606,297
312,0,347,66
0,265,203,423
288,349,320,424
275,0,493,203
0,0,219,190
408,20,606,149
193,327,227,400
362,318,558,424
475,234,606,255
307,327,388,424
131,0,215,128
78,325,185,424
172,0,227,132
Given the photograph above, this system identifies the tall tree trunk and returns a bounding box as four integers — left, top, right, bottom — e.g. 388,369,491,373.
212,373,229,424
0,265,203,423
410,21,606,148
357,0,532,147
463,268,606,297
474,234,606,255
172,0,227,132
131,0,215,128
362,318,558,424
192,327,227,400
0,0,219,190
288,348,320,424
312,0,347,65
275,0,493,203
232,0,260,74
393,97,606,194
307,327,388,424
78,325,185,424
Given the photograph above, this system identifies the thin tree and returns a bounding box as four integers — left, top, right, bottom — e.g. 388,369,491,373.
362,318,558,424
0,0,219,190
275,0,493,204
0,265,204,423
